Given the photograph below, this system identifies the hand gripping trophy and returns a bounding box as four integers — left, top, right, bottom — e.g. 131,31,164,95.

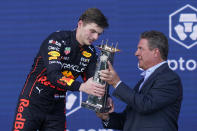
81,40,120,113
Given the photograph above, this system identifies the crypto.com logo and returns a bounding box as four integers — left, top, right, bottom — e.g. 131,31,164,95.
66,92,82,117
169,4,197,49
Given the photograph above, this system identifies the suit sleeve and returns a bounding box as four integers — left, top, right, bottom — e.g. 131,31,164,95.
113,72,182,114
40,32,81,91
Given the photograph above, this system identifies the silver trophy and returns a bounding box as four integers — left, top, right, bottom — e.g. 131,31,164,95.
81,40,120,113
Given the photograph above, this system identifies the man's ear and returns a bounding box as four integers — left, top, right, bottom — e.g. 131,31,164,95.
154,48,160,57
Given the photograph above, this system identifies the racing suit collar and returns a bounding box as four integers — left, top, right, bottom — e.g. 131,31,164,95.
71,30,89,50
71,30,81,47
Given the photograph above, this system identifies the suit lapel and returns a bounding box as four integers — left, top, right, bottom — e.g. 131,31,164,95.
134,78,144,92
139,63,169,93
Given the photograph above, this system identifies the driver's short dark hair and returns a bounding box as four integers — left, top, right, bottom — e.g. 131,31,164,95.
79,8,109,28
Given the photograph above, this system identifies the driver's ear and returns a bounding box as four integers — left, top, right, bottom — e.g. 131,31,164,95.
78,20,83,28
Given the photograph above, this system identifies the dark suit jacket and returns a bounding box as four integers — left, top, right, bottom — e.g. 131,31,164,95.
103,63,183,131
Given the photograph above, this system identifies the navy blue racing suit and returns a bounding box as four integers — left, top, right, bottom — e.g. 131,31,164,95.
12,30,97,131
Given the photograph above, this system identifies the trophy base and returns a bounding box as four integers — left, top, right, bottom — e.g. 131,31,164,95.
81,101,110,113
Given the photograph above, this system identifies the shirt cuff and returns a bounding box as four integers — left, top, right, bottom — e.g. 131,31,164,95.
115,80,122,88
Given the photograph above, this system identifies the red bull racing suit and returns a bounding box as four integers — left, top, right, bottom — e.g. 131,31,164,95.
12,30,97,131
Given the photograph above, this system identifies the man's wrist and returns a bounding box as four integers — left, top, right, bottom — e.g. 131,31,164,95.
79,83,85,92
102,116,110,122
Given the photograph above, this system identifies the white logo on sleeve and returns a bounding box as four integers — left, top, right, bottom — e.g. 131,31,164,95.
36,86,43,94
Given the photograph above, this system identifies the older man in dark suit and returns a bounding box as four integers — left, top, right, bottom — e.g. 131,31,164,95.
97,30,183,131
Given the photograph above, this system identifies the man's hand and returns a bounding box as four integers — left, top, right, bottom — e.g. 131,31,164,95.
100,61,120,88
96,97,114,120
79,77,105,97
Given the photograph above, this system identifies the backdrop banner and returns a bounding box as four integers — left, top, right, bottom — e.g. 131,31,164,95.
0,0,197,131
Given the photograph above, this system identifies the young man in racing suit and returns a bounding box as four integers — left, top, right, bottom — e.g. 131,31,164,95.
12,8,109,131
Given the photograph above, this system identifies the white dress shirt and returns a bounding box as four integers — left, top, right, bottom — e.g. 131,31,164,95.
138,61,167,91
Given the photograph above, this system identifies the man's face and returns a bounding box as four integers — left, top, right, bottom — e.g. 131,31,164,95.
77,20,104,46
135,38,155,70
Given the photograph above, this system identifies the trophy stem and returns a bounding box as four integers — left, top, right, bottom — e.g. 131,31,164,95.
81,42,120,113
